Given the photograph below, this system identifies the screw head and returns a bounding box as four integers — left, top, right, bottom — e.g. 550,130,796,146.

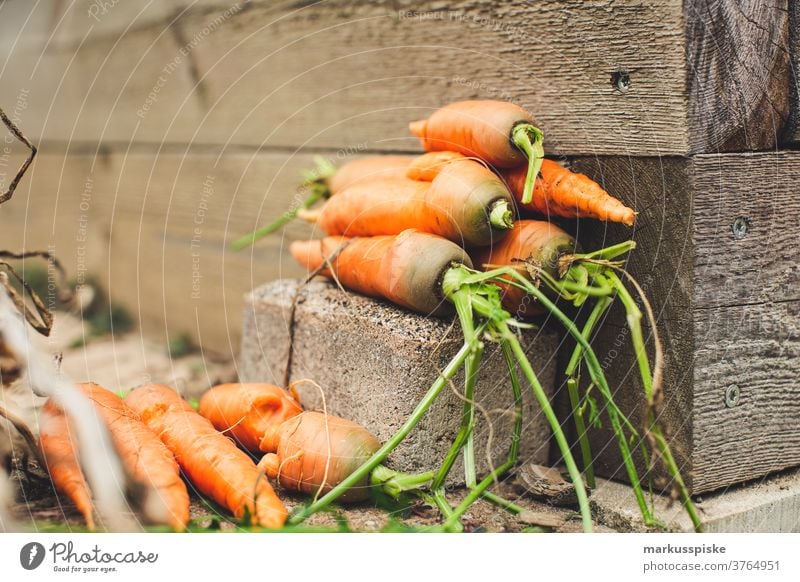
732,217,749,240
724,384,741,408
611,70,631,93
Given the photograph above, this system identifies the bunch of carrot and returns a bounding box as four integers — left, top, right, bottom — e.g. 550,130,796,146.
231,101,699,532
230,99,700,532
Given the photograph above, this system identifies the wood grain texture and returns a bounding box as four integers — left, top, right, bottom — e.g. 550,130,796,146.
694,300,800,493
0,0,688,155
0,148,312,359
686,0,793,152
693,151,800,307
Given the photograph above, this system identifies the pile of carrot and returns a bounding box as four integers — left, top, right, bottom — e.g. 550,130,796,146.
230,99,699,533
36,99,696,533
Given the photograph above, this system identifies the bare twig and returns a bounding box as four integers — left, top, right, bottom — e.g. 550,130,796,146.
0,106,37,206
0,289,137,530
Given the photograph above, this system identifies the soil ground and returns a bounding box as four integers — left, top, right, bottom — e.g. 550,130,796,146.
7,313,615,533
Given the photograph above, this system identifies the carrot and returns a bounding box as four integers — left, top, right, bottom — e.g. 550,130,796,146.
38,402,96,529
471,220,579,317
501,160,636,226
230,156,413,250
409,100,544,205
125,384,287,529
290,229,472,316
257,411,380,503
198,383,302,453
306,154,515,247
326,155,413,194
77,383,190,531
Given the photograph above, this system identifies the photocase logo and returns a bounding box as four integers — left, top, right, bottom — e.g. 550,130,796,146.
19,542,46,570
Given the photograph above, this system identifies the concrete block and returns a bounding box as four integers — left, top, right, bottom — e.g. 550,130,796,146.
239,279,559,480
591,467,800,532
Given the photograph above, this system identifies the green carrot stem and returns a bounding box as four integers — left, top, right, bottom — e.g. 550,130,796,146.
500,341,524,472
565,294,613,376
511,123,545,205
231,186,327,251
499,328,593,532
480,490,525,514
574,240,636,262
567,378,596,488
605,271,701,532
369,466,434,499
485,266,653,523
288,340,476,524
488,199,514,230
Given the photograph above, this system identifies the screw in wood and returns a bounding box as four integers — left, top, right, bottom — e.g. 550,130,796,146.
724,384,740,408
731,217,749,239
611,70,631,93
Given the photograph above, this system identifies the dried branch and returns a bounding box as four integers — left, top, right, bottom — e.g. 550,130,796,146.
0,106,37,206
0,289,138,531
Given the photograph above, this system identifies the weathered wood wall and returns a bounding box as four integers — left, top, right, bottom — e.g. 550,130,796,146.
1,0,798,493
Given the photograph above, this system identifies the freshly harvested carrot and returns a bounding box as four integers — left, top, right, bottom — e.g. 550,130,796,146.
198,383,302,453
125,384,287,529
409,100,544,205
257,411,380,503
77,383,190,531
290,229,472,316
38,402,95,529
326,155,413,194
471,220,579,317
230,156,413,250
307,155,515,247
501,160,636,226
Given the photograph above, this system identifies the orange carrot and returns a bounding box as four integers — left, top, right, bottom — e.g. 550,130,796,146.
258,411,380,502
78,383,190,531
309,155,515,247
198,383,302,453
471,220,579,317
290,229,472,316
38,402,95,529
326,155,413,195
501,160,636,226
409,100,545,204
125,384,287,529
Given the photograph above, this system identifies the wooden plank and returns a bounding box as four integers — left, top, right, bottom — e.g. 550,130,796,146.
694,300,800,493
693,151,800,307
686,0,792,152
1,0,689,155
0,148,314,359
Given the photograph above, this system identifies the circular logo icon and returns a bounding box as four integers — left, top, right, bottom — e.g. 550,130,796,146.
19,542,46,570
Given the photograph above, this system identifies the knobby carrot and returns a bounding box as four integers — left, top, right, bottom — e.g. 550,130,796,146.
198,383,302,453
290,229,472,316
125,384,287,529
471,220,579,317
38,402,95,529
258,411,381,503
501,160,636,226
77,383,190,531
306,153,515,247
409,100,544,204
